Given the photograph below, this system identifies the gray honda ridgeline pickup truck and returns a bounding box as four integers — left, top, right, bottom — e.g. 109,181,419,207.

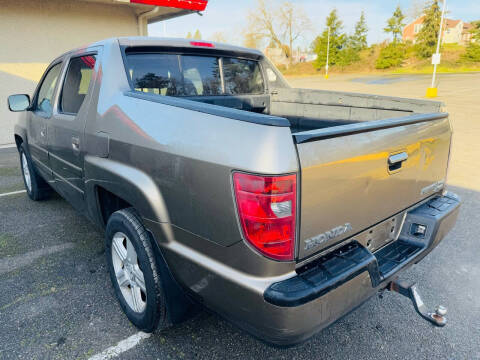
8,38,460,345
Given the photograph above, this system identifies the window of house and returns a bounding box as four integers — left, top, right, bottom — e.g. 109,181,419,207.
35,63,62,115
60,55,97,114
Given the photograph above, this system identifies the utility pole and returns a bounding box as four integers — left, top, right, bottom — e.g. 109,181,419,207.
427,0,447,98
325,26,331,79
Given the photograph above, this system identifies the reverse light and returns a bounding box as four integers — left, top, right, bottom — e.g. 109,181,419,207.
233,173,297,261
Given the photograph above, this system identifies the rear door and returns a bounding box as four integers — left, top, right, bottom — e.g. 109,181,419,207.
294,115,451,260
27,61,63,181
47,52,98,211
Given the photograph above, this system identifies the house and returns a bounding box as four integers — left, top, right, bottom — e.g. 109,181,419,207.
403,16,475,45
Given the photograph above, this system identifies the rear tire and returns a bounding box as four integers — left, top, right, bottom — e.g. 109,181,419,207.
105,207,169,332
19,143,51,201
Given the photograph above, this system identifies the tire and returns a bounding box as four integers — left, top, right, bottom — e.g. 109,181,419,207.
105,207,168,332
19,143,51,201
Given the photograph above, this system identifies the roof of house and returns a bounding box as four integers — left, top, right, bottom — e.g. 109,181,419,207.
445,19,461,29
78,0,208,22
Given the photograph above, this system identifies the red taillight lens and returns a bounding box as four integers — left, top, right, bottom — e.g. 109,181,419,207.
233,173,296,261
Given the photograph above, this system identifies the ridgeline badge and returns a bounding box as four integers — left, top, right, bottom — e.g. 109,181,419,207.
304,223,353,251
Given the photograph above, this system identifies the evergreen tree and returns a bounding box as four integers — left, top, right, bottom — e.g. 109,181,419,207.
351,11,368,51
384,5,406,42
416,0,442,58
463,22,480,62
312,9,347,69
193,30,202,40
186,31,193,39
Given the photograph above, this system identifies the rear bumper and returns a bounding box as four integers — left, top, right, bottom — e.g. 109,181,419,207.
259,192,460,344
154,192,460,346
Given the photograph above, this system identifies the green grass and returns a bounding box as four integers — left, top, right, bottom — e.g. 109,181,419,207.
280,43,480,77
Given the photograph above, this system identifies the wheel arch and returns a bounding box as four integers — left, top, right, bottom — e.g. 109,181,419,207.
84,155,172,228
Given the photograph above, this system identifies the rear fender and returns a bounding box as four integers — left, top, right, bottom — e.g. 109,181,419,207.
84,155,174,243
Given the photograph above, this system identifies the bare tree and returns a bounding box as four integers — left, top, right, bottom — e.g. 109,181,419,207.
210,32,227,43
246,0,311,63
408,0,428,20
279,1,312,64
247,0,283,49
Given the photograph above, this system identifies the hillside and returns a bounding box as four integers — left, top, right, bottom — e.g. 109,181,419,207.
278,44,480,77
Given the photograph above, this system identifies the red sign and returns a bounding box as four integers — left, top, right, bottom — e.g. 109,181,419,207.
130,0,208,11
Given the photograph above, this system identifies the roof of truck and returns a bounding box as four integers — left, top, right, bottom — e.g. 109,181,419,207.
62,37,263,58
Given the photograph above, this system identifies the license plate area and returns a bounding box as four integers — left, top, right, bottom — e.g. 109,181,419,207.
355,212,407,252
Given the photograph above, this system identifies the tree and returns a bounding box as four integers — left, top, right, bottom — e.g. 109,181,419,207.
193,30,202,40
376,42,406,69
415,0,441,58
210,32,227,43
384,5,406,42
312,9,347,69
247,0,311,63
351,11,368,51
408,0,428,20
463,21,480,62
278,2,312,64
186,32,193,39
247,0,284,51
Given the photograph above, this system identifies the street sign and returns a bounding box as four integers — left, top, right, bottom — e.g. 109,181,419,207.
432,54,441,65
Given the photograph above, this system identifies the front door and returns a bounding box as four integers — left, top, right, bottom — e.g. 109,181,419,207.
47,53,98,211
27,62,63,182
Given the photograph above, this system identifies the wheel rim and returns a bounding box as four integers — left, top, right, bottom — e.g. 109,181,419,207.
111,232,147,313
21,152,32,193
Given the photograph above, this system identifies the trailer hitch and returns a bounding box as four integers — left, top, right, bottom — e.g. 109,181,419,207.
388,279,447,327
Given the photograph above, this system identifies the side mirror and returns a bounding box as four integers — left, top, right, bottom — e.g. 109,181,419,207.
8,94,31,112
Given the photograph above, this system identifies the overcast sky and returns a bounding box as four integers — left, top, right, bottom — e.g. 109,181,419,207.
149,0,479,49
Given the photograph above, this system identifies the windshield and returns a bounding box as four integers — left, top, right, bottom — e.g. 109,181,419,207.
125,53,268,96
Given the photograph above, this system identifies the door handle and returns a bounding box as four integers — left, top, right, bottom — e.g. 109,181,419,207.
388,152,408,172
72,136,80,152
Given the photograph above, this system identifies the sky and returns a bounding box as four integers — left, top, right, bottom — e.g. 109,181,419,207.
149,0,480,50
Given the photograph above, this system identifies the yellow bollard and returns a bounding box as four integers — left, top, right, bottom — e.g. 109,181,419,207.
426,87,438,98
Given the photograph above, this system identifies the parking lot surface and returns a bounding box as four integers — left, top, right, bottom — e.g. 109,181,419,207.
1,73,479,360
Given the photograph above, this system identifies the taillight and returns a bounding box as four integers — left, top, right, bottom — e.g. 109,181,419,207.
233,173,296,261
190,41,215,48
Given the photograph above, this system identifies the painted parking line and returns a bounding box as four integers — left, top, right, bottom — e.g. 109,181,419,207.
0,242,75,275
0,144,16,149
88,332,151,360
0,190,26,198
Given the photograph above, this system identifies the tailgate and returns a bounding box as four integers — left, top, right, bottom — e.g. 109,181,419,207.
294,113,451,260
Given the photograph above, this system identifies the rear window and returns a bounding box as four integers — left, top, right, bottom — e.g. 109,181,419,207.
125,53,265,97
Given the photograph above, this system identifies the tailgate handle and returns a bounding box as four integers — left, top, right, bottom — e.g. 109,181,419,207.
388,152,408,171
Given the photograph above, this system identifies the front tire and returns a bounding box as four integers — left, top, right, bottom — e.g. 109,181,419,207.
19,143,50,201
105,208,168,332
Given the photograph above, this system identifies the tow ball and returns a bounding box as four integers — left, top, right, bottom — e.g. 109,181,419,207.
387,279,447,327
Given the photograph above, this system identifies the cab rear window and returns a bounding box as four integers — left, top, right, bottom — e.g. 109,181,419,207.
125,53,264,97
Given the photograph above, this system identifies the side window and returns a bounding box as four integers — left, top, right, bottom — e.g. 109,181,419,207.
262,61,290,89
222,58,265,95
60,55,97,114
35,63,62,115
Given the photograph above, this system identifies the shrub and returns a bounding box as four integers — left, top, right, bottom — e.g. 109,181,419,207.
376,43,406,69
462,43,480,63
